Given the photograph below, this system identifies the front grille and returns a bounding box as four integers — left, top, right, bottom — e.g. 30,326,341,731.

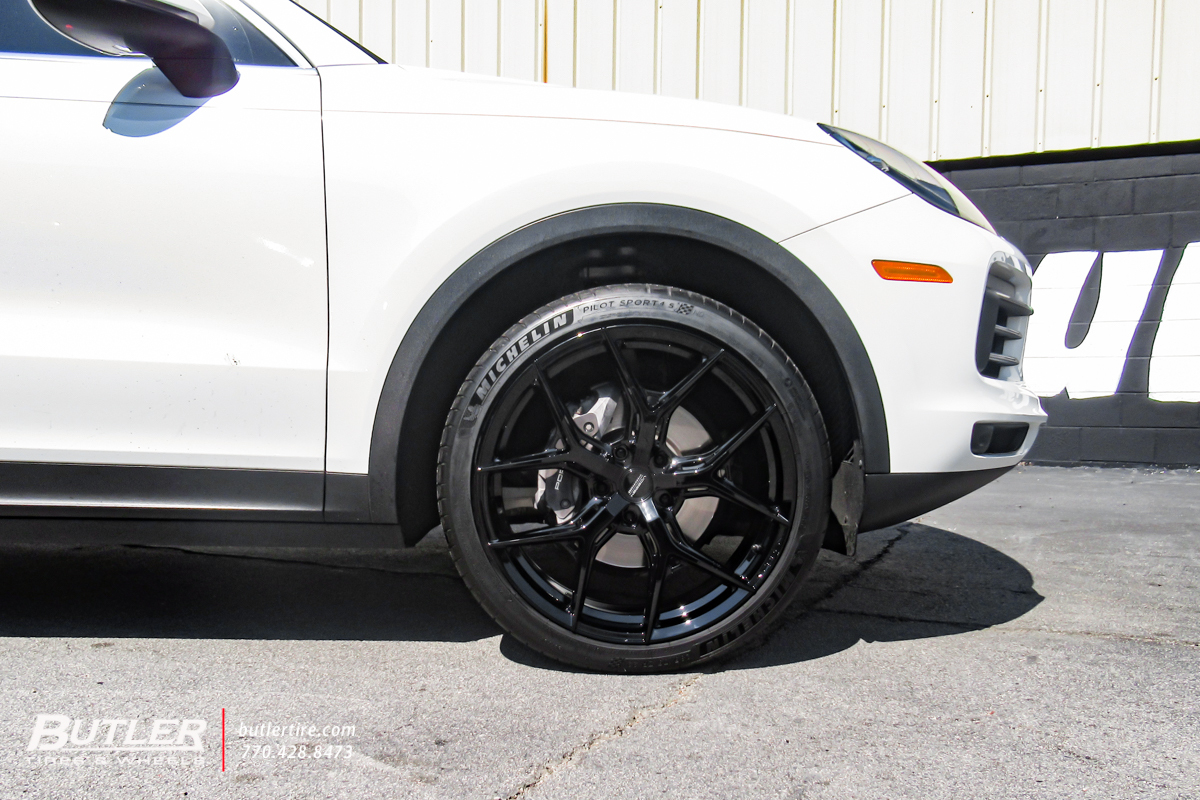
975,256,1033,380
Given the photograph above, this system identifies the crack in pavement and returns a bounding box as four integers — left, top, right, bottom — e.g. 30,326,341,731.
739,524,912,658
498,674,701,800
488,528,931,799
808,523,912,609
1016,722,1189,789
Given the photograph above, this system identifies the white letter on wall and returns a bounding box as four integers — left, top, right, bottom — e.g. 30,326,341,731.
1023,250,1161,399
1149,243,1200,402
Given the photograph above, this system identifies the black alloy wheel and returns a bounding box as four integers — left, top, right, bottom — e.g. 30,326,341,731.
439,285,830,672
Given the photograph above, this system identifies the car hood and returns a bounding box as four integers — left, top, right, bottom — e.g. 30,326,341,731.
320,63,838,147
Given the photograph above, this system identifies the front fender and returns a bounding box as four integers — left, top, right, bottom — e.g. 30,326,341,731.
320,67,904,482
353,204,890,527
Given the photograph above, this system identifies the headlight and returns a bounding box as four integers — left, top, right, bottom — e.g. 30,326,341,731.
819,124,995,234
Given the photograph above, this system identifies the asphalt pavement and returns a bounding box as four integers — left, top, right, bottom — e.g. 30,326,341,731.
0,465,1197,799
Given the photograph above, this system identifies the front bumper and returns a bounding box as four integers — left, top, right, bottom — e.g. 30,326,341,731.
859,466,1013,532
782,193,1047,478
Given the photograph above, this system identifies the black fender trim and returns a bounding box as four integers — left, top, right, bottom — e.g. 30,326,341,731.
367,203,891,525
0,461,324,521
859,466,1012,533
0,517,403,548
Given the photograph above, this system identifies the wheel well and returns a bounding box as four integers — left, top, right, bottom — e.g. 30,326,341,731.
393,232,861,545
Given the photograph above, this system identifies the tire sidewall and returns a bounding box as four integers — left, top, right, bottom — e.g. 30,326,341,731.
441,285,829,672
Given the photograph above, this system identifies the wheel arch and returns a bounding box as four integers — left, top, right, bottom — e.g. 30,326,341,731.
366,203,890,543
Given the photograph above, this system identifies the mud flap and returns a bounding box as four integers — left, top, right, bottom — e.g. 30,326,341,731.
829,441,864,557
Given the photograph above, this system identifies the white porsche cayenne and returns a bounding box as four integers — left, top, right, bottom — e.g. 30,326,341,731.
2,0,1045,671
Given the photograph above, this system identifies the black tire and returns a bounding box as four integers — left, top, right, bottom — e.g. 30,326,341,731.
438,284,830,672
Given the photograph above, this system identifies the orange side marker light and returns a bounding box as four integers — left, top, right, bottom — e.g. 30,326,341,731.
871,260,953,283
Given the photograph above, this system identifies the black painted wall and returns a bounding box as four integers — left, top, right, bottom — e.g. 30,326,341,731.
936,147,1200,467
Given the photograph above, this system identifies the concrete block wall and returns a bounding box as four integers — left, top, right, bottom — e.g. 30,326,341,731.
939,148,1200,467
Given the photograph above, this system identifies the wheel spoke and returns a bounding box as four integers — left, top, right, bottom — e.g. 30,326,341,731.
602,329,652,419
487,526,582,549
669,540,755,593
688,477,790,526
477,448,571,473
534,362,582,446
487,520,585,550
654,348,723,416
569,522,621,632
638,532,668,644
535,361,610,458
671,404,776,477
489,495,622,549
641,501,756,595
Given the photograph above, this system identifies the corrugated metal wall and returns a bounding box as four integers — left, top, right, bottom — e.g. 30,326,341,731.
297,0,1200,161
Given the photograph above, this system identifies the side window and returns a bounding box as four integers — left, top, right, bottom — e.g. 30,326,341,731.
0,0,293,66
0,0,120,57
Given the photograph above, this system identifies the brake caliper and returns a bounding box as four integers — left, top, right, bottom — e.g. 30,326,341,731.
534,385,621,524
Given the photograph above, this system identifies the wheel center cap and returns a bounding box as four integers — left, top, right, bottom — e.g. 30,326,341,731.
621,468,654,501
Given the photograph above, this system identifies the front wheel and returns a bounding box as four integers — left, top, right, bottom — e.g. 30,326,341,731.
438,285,830,672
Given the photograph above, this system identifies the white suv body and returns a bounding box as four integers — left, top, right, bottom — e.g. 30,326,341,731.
1,0,1044,668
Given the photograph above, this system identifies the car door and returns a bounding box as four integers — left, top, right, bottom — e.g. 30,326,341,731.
0,0,329,516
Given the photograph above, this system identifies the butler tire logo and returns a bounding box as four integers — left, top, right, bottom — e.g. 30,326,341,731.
27,714,206,753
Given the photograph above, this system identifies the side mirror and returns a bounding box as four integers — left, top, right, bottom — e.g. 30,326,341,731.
29,0,239,98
